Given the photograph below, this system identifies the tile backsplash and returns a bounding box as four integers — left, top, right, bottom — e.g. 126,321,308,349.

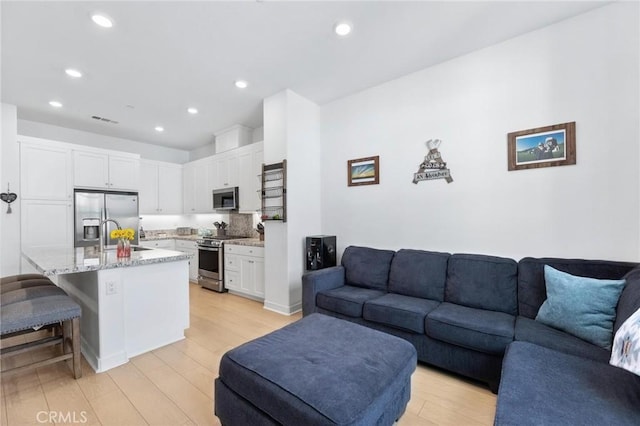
140,212,259,237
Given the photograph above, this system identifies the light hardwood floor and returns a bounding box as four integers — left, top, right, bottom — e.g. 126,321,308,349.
1,283,496,425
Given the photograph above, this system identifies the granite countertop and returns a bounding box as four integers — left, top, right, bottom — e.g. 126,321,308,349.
22,246,193,277
224,238,264,248
139,234,264,247
141,234,201,242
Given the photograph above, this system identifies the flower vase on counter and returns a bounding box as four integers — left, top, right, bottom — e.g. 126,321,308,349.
116,238,131,258
111,228,135,258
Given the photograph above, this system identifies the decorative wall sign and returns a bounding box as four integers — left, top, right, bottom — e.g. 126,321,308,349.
348,156,379,186
0,183,17,214
508,122,576,171
413,139,453,184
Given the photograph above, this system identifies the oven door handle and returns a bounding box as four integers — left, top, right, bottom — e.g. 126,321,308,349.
198,246,220,252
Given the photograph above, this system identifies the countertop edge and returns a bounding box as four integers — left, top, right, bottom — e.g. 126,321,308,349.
22,248,193,277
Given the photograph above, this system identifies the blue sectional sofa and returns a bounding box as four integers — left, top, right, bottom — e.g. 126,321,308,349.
302,246,640,410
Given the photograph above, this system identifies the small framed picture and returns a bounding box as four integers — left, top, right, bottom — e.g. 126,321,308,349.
508,122,576,171
348,155,379,186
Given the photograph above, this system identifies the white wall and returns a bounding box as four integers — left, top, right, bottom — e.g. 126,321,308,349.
320,3,639,262
1,104,20,276
189,126,262,161
18,119,190,163
188,143,215,161
263,90,321,314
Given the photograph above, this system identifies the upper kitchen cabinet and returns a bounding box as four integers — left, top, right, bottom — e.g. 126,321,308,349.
73,148,140,191
238,142,263,214
183,162,197,213
20,137,73,200
183,157,214,214
213,150,239,189
215,125,252,154
140,160,183,214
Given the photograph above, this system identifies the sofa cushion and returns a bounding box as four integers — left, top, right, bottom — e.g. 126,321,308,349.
342,246,395,291
518,257,637,319
426,302,515,355
615,266,640,333
316,285,385,318
495,342,640,426
388,249,449,300
535,265,626,350
610,307,640,376
363,294,440,333
445,254,518,315
515,316,610,362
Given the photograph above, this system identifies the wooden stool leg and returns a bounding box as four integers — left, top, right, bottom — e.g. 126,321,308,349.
61,317,82,379
62,320,71,354
72,317,81,379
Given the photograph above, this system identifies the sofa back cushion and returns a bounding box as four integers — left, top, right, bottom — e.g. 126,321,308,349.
445,254,518,315
518,258,637,319
614,266,640,333
342,246,395,291
388,249,449,300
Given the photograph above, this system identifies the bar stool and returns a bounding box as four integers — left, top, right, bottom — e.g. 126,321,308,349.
1,276,82,378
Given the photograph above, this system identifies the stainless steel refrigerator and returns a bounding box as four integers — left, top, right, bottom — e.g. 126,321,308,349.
74,189,139,248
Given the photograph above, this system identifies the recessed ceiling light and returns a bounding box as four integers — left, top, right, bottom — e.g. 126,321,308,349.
155,126,164,132
334,21,352,37
235,80,248,89
91,14,113,28
49,101,63,108
65,68,83,78
187,107,198,114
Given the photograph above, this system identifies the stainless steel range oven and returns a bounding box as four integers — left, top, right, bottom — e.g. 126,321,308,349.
196,237,227,292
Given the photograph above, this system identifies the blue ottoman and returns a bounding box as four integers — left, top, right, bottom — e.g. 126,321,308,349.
215,313,417,426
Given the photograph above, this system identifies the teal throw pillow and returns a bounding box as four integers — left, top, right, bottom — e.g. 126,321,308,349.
535,265,626,350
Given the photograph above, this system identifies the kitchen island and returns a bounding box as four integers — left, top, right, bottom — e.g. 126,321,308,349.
22,246,192,373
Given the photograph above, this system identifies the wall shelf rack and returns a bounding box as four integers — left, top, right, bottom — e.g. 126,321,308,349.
260,160,287,222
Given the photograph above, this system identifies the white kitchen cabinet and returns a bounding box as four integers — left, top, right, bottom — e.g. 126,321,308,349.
195,158,214,212
20,138,73,201
139,239,175,250
213,151,239,189
238,142,263,214
140,160,182,214
182,162,197,213
175,240,198,282
73,150,140,191
21,199,73,250
224,244,264,300
183,157,213,213
215,125,252,153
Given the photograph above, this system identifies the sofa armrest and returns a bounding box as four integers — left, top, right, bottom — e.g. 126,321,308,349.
302,266,346,316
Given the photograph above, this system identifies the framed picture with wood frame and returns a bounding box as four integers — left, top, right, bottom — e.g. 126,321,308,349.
508,122,576,171
348,155,380,186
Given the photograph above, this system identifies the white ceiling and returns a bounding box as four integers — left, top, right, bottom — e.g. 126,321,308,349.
1,1,608,151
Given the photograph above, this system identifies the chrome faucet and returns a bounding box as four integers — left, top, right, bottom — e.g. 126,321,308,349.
99,218,121,251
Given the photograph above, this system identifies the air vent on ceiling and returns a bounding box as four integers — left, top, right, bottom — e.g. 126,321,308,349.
91,115,119,124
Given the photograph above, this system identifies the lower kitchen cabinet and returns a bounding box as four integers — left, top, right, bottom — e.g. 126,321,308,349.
139,239,175,250
175,240,198,282
224,244,264,300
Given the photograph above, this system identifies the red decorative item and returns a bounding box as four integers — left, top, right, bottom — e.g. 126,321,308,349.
116,239,131,258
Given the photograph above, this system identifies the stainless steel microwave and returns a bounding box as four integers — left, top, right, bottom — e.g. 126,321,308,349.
212,187,239,211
